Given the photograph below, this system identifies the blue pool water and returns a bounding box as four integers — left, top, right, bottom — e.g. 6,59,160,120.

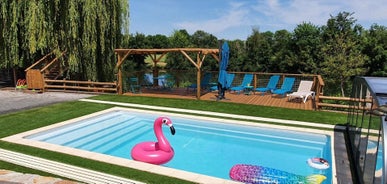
26,109,332,183
368,140,383,172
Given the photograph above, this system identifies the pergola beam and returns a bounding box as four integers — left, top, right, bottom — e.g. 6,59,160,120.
180,50,199,69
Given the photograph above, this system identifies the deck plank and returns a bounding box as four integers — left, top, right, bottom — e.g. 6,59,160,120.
124,88,315,110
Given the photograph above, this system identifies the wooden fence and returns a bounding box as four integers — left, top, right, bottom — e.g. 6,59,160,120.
316,95,373,111
45,79,117,93
24,67,370,111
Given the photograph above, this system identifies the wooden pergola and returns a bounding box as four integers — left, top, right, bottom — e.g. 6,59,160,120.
114,48,220,99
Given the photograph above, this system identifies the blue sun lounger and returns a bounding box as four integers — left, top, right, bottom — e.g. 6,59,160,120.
187,73,212,91
230,74,253,94
272,77,295,97
255,75,280,95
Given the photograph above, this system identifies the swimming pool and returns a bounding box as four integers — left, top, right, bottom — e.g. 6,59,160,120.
4,107,334,183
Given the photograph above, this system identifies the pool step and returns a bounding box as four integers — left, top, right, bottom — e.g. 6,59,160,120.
0,148,145,184
32,114,137,144
92,123,152,153
64,118,147,148
71,119,152,152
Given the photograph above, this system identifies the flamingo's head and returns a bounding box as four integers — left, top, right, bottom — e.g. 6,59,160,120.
160,117,175,135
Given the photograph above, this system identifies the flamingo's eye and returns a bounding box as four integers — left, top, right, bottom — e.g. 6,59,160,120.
162,119,168,124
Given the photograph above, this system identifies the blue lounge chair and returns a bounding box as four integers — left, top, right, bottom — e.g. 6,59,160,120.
187,73,212,91
160,74,175,90
230,74,253,94
128,77,141,93
272,77,295,97
142,74,154,88
210,73,235,91
255,75,280,95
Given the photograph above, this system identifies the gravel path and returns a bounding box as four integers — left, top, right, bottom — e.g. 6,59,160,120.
0,90,94,115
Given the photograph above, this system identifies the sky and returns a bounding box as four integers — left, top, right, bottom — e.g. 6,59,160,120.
129,0,387,40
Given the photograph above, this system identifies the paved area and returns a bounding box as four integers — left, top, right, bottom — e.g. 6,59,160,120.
0,169,79,184
0,90,93,183
0,90,94,115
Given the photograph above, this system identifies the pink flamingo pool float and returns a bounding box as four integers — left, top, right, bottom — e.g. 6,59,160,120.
131,116,176,165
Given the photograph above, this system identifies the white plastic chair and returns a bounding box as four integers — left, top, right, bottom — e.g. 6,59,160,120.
287,80,314,103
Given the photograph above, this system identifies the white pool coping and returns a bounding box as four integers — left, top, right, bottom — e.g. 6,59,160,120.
2,99,338,184
0,148,144,184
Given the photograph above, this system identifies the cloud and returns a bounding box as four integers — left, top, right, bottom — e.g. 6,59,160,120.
132,0,387,40
175,2,251,35
252,0,339,26
251,0,387,29
345,0,387,22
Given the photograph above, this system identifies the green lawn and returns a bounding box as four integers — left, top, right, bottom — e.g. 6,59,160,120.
0,94,349,183
91,94,349,126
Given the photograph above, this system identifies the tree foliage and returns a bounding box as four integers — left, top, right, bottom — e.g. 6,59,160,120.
147,34,170,49
228,39,246,72
271,30,292,72
289,22,322,74
190,30,219,71
122,33,148,72
165,30,192,70
363,24,387,76
0,0,129,81
244,29,273,72
320,12,367,96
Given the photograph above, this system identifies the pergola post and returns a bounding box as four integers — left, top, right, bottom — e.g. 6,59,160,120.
196,52,203,99
115,50,132,94
117,53,123,94
196,69,201,99
149,53,168,87
180,50,203,99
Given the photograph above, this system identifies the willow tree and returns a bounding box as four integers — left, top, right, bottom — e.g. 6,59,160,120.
0,0,129,81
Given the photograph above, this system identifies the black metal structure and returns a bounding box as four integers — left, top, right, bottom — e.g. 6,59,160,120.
347,77,387,183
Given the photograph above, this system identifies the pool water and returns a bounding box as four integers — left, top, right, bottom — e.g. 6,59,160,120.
26,109,332,183
368,140,383,172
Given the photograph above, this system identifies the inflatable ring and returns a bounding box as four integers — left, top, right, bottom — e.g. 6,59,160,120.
307,157,329,170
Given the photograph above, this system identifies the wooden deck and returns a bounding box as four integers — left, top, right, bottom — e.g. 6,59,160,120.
124,87,315,110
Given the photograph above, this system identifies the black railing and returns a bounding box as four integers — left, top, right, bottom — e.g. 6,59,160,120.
346,77,387,183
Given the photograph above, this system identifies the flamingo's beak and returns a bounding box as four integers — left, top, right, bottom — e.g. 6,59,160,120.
169,125,176,135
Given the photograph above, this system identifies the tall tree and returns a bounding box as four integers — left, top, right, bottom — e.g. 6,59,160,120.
147,34,170,49
191,30,218,48
123,33,149,72
191,30,219,71
245,29,274,72
166,29,192,70
363,24,387,76
271,29,292,72
320,12,367,96
0,0,129,81
228,39,246,72
289,22,322,74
